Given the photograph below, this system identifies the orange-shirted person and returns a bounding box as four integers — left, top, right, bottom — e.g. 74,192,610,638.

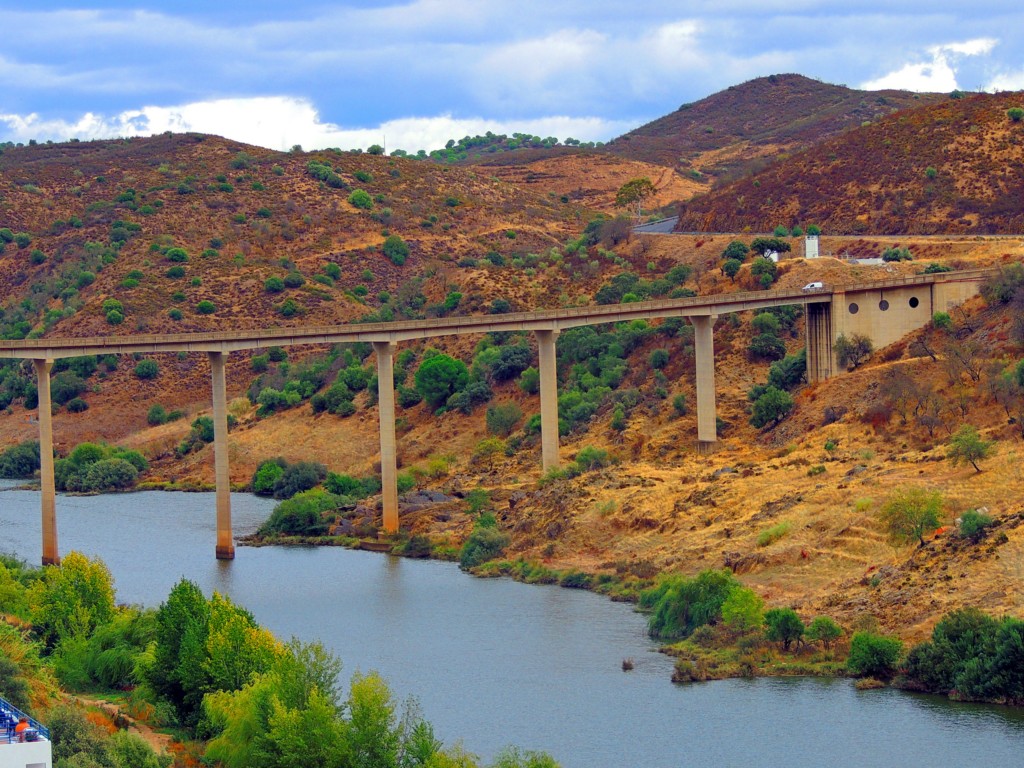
14,717,28,741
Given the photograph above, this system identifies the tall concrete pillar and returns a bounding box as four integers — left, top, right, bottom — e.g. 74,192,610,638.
33,359,59,566
374,341,399,533
805,302,834,383
692,315,718,453
535,329,560,471
209,352,234,560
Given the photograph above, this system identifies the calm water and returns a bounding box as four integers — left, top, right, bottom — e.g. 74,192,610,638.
1,486,1023,767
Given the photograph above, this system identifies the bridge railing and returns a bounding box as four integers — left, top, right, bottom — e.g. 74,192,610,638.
0,695,50,741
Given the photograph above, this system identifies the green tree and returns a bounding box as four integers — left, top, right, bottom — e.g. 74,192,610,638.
472,437,506,470
518,367,540,395
805,616,843,649
148,578,211,723
749,237,791,258
29,551,115,649
722,240,749,261
764,607,804,650
414,354,469,409
833,332,873,369
847,631,903,678
748,333,786,361
614,177,656,218
749,256,778,288
641,569,739,640
147,404,168,425
134,359,159,379
750,386,794,429
879,487,942,546
721,258,742,280
947,424,993,472
1008,107,1024,122
720,586,764,633
347,671,400,768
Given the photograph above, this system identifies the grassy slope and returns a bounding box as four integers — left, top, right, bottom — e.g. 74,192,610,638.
676,92,1024,234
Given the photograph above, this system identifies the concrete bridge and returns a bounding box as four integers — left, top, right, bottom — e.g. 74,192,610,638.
0,268,990,565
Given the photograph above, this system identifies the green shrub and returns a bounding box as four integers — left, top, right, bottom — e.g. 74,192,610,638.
1008,107,1024,122
196,300,216,314
258,489,338,536
283,272,305,289
348,189,373,210
165,247,189,262
66,397,88,413
0,441,40,478
134,360,159,380
106,309,125,325
252,459,286,496
958,509,993,542
486,402,523,436
459,526,510,569
147,404,168,425
272,461,327,500
414,354,469,409
672,394,687,417
847,631,903,678
574,445,610,472
168,308,183,321
83,458,139,491
642,569,739,640
264,276,285,293
757,521,791,547
382,235,410,266
166,265,185,279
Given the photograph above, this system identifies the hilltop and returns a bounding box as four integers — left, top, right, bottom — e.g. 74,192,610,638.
604,74,945,182
675,91,1024,234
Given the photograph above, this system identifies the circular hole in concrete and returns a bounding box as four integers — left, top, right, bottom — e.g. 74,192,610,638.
909,296,920,308
879,300,890,311
848,302,859,314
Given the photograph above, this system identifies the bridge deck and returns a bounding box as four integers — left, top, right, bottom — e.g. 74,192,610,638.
0,270,992,359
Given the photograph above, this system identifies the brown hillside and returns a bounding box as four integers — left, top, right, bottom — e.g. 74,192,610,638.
676,92,1024,235
605,74,944,182
476,153,701,213
1,132,1023,644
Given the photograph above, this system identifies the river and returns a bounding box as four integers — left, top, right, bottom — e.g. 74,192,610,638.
1,486,1023,767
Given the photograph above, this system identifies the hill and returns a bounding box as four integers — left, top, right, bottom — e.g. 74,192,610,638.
1,128,1023,646
604,73,945,183
675,92,1024,234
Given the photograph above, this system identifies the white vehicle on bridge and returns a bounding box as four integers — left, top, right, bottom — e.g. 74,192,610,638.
801,281,825,292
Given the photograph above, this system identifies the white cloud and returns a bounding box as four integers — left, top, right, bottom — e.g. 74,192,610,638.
861,37,998,91
0,96,632,152
986,70,1024,91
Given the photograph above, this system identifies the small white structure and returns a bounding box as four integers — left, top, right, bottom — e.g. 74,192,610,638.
805,234,820,259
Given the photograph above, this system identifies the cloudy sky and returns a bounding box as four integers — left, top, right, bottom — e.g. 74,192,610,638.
1,1,1021,153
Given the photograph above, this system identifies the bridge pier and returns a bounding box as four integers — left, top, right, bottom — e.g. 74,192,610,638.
536,329,560,471
209,352,234,560
805,301,834,383
374,341,399,533
692,315,718,453
33,359,59,566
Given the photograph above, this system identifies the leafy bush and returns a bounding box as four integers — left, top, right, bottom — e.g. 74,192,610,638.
881,246,913,262
879,487,942,546
83,458,139,491
642,569,739,640
0,441,40,478
348,189,373,209
147,404,168,425
196,300,216,314
486,402,523,436
1008,107,1024,122
757,521,791,547
958,509,993,542
382,235,410,266
272,461,328,499
165,247,189,262
258,489,339,536
134,360,159,380
847,631,903,678
459,526,510,569
748,333,786,361
252,459,286,496
265,276,285,293
750,386,794,428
